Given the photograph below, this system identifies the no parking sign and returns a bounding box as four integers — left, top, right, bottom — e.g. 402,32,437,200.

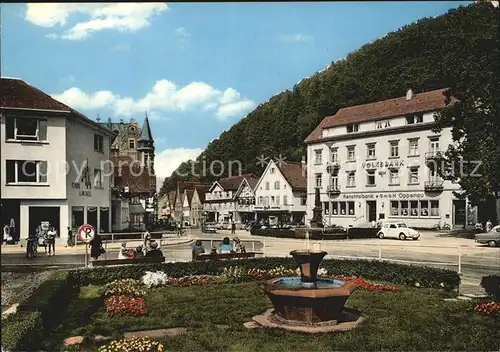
78,224,95,243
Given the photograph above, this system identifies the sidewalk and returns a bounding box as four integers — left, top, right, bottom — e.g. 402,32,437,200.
0,236,193,255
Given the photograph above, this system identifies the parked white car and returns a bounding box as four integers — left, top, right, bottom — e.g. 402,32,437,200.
377,222,420,240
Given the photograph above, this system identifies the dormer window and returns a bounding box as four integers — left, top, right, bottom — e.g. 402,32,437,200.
406,113,424,124
375,119,391,129
346,124,359,133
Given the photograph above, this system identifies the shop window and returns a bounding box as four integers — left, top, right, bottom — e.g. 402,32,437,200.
348,201,355,215
391,201,399,216
410,201,419,216
420,200,429,216
340,202,347,215
400,201,409,216
71,206,84,229
332,202,338,215
430,200,439,216
323,201,329,215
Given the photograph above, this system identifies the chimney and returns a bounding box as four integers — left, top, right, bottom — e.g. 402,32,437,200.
406,89,413,101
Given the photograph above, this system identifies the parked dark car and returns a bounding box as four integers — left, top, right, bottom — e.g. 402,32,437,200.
201,222,217,233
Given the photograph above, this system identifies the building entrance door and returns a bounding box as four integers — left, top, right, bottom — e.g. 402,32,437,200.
366,201,377,222
453,200,466,227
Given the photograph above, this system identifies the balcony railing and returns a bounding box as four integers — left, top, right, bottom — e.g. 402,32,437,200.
327,185,341,196
424,181,444,192
425,151,444,168
326,161,341,174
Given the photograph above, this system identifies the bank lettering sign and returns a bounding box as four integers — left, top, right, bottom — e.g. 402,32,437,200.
362,160,405,169
342,192,424,200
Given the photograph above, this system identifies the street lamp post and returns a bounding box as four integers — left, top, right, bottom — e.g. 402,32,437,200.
325,141,334,228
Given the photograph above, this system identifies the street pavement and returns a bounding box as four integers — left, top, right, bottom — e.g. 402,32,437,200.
2,229,498,293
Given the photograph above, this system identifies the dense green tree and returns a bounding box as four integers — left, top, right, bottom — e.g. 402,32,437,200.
159,3,498,196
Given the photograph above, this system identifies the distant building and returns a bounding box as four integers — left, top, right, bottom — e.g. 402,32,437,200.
305,88,478,229
254,160,307,224
100,116,156,231
0,77,115,242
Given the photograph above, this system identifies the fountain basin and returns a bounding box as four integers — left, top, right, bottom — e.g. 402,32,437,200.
262,276,358,324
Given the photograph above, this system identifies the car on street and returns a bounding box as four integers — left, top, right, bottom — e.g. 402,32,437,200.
377,221,420,240
475,225,500,247
201,222,217,233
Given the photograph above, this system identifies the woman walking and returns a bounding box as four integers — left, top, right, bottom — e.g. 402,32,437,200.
89,232,104,261
46,226,56,256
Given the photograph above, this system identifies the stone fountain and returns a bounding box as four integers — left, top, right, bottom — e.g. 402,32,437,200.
248,250,363,333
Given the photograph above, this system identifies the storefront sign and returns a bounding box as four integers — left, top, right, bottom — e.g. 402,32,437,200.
342,192,425,200
71,182,92,197
362,160,405,169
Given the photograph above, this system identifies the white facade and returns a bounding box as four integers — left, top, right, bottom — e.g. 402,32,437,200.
234,179,257,223
306,110,468,229
203,182,236,222
254,160,307,223
1,110,113,243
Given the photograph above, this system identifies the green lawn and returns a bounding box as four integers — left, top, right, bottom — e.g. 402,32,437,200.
59,282,499,352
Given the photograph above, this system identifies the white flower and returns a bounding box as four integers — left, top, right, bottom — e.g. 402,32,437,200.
440,282,445,288
142,270,169,288
415,282,421,287
318,268,328,276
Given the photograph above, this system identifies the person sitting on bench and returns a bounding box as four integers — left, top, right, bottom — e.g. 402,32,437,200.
118,242,134,259
218,237,233,254
145,241,163,259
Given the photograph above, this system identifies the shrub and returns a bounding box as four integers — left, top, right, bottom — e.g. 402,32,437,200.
142,270,169,288
67,257,460,290
480,275,500,300
103,279,146,297
1,311,43,351
98,336,164,352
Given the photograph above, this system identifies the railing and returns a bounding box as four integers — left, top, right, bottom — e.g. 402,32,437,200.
326,161,340,174
194,237,265,255
424,181,444,191
425,151,444,160
327,186,341,195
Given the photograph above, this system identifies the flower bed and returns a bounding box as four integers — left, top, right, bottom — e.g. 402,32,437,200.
105,296,147,316
473,301,500,315
98,336,164,352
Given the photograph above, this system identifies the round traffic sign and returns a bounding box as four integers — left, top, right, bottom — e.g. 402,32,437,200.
78,224,95,243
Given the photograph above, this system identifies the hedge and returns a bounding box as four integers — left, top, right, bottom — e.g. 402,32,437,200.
1,311,43,351
66,257,460,290
481,275,500,300
250,227,379,240
2,271,78,352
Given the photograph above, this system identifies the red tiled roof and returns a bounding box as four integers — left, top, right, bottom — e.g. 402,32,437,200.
1,77,113,135
305,88,455,143
218,173,256,191
279,162,307,191
113,156,154,194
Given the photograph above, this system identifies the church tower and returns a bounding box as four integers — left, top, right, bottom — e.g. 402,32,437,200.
137,113,155,170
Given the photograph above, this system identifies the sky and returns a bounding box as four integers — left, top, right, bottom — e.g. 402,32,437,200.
1,1,473,188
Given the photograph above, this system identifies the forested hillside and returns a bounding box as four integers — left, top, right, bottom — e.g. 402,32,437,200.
160,3,499,195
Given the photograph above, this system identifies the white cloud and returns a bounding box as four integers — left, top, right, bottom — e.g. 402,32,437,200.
280,33,313,42
174,27,190,37
25,3,168,40
155,147,203,191
52,80,256,120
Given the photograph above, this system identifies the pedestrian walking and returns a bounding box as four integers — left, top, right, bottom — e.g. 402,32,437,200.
46,226,56,256
89,233,105,260
231,221,236,235
66,227,74,247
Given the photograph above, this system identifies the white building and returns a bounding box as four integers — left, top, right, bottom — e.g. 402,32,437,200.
203,174,256,223
234,177,259,223
0,77,115,243
254,160,308,224
305,88,473,229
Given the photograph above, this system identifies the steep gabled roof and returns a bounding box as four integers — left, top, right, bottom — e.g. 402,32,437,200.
278,162,307,191
194,184,211,203
218,173,256,191
185,189,194,206
305,88,455,143
235,176,260,198
138,115,154,142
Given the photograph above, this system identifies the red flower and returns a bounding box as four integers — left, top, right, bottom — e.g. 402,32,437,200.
473,301,500,315
328,275,400,292
105,295,147,316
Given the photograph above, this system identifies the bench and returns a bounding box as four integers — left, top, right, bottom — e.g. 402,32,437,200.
92,256,165,267
194,252,256,261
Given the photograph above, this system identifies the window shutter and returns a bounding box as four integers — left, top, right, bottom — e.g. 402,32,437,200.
6,161,15,183
39,161,48,182
6,118,15,139
38,119,48,140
